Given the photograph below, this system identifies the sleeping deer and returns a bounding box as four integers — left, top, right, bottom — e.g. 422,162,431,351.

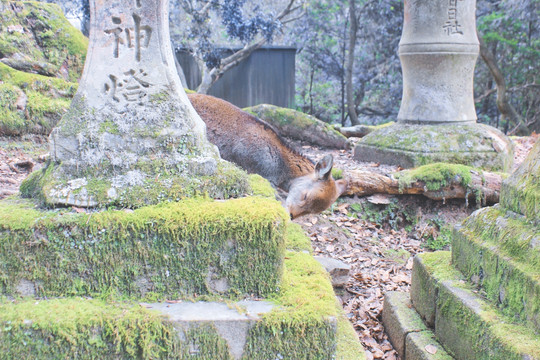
188,93,348,219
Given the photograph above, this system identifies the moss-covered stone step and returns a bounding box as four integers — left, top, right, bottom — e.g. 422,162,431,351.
410,252,540,360
0,195,288,299
382,291,452,359
0,250,365,359
452,205,540,332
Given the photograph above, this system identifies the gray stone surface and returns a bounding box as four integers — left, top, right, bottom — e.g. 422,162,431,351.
354,123,513,171
314,256,351,288
382,291,427,356
398,0,479,124
143,300,274,359
40,0,248,208
354,0,513,170
410,255,438,328
405,331,453,360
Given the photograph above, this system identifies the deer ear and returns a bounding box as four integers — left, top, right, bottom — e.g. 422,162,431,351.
315,154,333,180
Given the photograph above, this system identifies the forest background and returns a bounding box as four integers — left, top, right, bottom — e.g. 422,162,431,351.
41,0,540,135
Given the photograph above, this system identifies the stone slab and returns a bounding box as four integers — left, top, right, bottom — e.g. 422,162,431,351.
452,207,540,333
413,252,540,360
405,331,453,360
314,256,351,288
382,291,428,356
354,123,513,171
143,301,274,359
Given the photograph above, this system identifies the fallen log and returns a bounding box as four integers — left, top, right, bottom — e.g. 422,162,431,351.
343,164,504,204
339,122,394,138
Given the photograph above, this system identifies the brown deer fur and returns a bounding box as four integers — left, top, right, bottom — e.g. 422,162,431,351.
188,93,347,219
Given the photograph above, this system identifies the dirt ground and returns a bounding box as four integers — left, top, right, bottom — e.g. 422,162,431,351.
0,133,537,359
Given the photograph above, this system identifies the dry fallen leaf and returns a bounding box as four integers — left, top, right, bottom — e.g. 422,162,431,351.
425,344,438,354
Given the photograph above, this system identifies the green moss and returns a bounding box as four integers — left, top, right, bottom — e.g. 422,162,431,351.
247,174,276,198
331,168,343,180
0,1,88,82
500,139,539,222
0,196,288,299
285,222,312,253
436,279,540,360
395,162,473,192
0,297,248,359
418,252,464,282
336,310,365,359
266,251,337,325
452,208,540,331
0,62,77,135
242,251,340,359
418,251,540,360
244,104,349,147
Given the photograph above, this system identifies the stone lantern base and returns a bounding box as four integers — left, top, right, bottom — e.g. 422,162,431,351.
353,123,514,172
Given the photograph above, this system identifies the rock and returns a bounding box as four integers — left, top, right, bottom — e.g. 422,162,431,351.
315,256,351,288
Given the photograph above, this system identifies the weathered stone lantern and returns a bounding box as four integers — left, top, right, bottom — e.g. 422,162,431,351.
354,0,513,171
27,0,248,208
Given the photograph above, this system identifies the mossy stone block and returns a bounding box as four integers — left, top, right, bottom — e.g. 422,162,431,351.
354,123,513,171
435,279,540,360
452,207,540,332
411,252,464,329
416,252,540,360
405,331,453,360
382,291,428,356
500,138,539,223
0,248,365,359
0,195,288,299
411,255,438,327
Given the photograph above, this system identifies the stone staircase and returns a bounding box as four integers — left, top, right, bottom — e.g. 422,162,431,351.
0,180,364,359
383,139,540,360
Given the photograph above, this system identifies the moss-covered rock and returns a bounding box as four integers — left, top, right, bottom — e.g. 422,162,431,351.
0,195,288,299
354,123,514,171
245,104,351,150
500,138,539,223
0,1,87,81
0,1,87,136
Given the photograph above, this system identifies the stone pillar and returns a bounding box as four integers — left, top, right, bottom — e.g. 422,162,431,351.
354,0,513,171
32,0,249,208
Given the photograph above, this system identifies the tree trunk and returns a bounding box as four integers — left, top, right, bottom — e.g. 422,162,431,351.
343,169,503,204
345,0,359,125
478,35,529,135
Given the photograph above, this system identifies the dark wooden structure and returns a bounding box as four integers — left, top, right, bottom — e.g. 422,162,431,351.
176,46,296,109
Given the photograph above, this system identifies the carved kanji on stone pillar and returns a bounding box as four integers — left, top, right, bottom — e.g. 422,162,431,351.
38,0,248,208
354,0,513,172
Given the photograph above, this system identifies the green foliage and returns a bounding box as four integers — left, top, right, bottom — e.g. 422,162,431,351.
421,218,452,251
476,1,540,133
